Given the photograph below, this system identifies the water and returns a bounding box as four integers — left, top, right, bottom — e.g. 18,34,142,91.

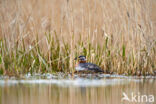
0,74,155,104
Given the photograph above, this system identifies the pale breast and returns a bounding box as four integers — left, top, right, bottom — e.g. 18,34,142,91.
75,65,86,71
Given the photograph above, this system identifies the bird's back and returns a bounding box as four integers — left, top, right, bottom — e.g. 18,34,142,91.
76,62,103,73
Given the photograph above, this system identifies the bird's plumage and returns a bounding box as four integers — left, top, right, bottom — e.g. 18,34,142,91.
75,62,103,72
74,55,104,73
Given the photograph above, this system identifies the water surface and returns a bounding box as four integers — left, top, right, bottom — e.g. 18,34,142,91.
0,74,155,104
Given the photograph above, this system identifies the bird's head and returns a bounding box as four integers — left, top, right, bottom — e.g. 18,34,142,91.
74,55,87,63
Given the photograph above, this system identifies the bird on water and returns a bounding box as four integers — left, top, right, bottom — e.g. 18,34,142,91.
74,55,104,73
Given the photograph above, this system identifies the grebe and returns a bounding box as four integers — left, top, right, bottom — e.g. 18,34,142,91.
74,55,104,73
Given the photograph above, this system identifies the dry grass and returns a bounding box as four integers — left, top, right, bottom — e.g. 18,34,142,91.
0,0,156,76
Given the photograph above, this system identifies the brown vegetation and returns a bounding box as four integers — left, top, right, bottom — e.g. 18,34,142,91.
0,0,156,76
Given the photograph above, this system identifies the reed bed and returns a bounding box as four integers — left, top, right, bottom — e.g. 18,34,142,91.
0,0,156,76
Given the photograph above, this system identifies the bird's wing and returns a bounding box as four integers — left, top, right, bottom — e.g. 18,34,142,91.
84,63,103,72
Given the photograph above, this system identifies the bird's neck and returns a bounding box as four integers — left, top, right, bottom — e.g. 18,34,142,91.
79,60,86,63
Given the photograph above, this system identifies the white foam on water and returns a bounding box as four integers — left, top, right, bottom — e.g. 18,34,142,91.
0,78,142,87
0,73,155,87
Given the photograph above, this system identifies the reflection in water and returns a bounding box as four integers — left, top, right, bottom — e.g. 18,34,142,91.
0,78,155,104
